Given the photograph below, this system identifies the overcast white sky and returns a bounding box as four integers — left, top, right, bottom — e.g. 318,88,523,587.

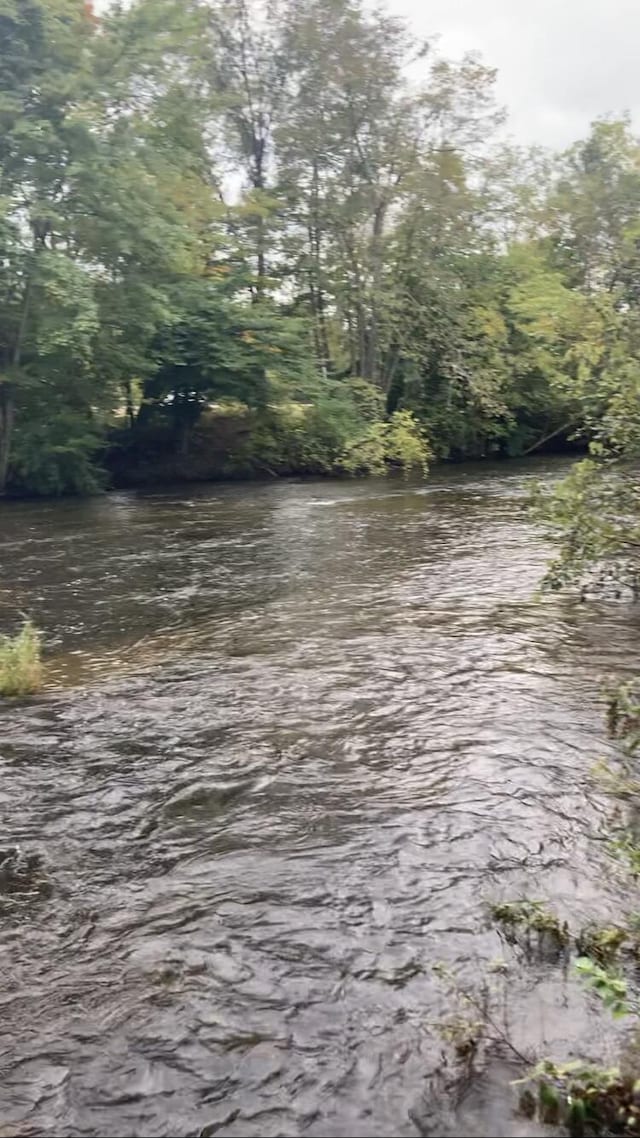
391,0,639,148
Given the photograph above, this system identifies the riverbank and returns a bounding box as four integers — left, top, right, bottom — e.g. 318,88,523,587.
104,411,583,491
2,391,585,499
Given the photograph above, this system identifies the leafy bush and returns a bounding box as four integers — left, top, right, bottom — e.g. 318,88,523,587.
0,621,43,697
337,420,388,475
234,383,430,479
10,409,105,495
518,1059,640,1136
385,409,432,473
245,402,341,475
337,409,431,476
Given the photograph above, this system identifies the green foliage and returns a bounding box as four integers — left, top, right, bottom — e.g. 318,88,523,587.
575,924,628,964
606,680,640,751
337,420,389,476
532,457,640,594
0,621,43,697
575,957,630,1018
529,123,640,594
610,834,640,879
230,387,430,479
245,401,348,476
518,1059,640,1136
0,0,219,494
10,405,105,496
337,410,430,477
590,757,640,799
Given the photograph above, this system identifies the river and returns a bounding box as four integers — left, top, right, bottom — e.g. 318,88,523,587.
0,458,638,1138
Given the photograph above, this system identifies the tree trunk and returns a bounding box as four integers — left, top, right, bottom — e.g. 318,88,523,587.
252,143,267,300
343,236,367,377
346,310,358,376
307,225,331,378
0,260,34,494
124,378,135,430
256,222,266,295
316,289,330,379
356,306,367,378
364,200,387,384
0,383,15,494
382,343,400,398
308,274,322,364
309,162,332,375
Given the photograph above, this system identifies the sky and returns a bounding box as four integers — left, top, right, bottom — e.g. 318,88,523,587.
390,0,640,148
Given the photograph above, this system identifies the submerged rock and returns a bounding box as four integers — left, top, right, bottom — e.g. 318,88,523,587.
0,846,51,901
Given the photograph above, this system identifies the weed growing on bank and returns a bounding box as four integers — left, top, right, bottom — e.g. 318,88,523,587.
0,621,43,696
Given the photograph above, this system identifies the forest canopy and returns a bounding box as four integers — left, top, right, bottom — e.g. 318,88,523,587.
1,0,639,493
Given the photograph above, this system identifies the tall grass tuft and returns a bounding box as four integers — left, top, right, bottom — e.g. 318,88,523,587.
0,621,43,696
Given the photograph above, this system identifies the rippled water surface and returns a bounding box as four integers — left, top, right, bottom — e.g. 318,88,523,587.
1,460,639,1137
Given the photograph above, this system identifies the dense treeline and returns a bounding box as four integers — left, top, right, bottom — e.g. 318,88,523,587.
1,0,640,494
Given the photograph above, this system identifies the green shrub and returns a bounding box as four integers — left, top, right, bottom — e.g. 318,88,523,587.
385,409,432,474
518,1059,640,1136
233,385,431,479
0,621,43,696
10,409,105,496
337,420,388,475
337,409,431,476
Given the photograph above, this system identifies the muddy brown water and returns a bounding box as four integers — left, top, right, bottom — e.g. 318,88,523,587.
0,459,638,1138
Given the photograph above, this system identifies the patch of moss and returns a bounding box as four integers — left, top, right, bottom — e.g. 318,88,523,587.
576,923,628,964
490,900,570,945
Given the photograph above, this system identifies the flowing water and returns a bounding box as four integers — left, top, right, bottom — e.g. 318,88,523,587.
1,458,638,1138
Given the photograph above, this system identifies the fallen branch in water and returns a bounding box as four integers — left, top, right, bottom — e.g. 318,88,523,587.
522,420,576,455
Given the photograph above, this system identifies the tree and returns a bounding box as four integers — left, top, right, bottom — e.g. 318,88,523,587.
207,0,291,294
531,121,640,591
0,0,222,492
135,276,314,448
0,0,97,491
275,0,503,389
548,118,640,295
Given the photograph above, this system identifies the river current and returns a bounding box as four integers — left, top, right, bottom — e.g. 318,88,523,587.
1,459,637,1137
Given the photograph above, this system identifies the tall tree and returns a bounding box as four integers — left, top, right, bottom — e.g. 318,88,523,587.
549,117,640,295
277,3,502,388
0,0,97,490
207,0,290,294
